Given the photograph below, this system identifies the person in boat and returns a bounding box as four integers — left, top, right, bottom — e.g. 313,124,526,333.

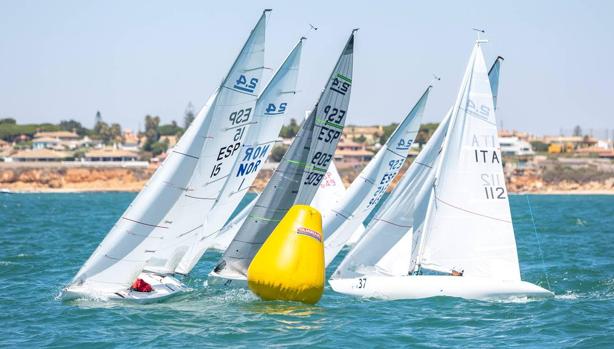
131,278,153,292
451,269,464,277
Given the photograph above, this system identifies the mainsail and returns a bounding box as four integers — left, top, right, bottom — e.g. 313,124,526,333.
414,43,520,280
174,39,304,274
68,11,269,293
323,86,430,266
214,31,356,278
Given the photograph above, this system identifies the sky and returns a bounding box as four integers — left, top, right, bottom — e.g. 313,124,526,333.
0,0,612,136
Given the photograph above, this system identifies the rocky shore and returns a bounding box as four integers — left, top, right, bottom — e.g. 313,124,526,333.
1,159,613,194
0,165,153,192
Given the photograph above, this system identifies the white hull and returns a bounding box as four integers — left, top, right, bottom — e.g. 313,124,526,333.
62,272,189,303
207,270,248,288
329,275,553,301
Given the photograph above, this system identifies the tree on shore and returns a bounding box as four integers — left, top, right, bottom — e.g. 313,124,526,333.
280,118,300,138
142,115,163,152
184,102,195,129
159,120,183,136
270,144,288,162
59,119,88,136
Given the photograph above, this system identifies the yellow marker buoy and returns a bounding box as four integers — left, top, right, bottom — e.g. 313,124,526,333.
247,205,324,304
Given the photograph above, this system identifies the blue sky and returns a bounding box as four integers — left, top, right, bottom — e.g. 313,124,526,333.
0,0,612,135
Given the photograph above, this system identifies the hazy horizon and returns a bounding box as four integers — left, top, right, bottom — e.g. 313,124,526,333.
0,0,612,136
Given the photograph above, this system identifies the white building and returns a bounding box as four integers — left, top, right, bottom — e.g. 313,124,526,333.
499,136,534,157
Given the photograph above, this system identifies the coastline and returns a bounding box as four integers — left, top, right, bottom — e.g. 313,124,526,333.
4,189,613,195
3,183,613,195
1,162,613,195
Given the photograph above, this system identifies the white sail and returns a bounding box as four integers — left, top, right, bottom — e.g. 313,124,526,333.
415,43,520,281
209,194,258,252
310,162,346,221
323,87,430,266
67,11,269,294
140,12,269,275
174,39,304,274
332,111,450,279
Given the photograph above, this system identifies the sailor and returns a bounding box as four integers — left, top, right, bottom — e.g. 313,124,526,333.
131,278,153,292
451,269,464,277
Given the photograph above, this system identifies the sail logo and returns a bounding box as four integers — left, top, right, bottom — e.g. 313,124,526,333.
319,171,336,189
233,74,259,93
264,102,287,116
296,227,322,242
463,100,491,121
396,138,413,150
330,74,351,95
236,144,271,177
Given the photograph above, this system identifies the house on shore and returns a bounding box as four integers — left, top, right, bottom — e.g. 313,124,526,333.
7,149,73,162
343,125,383,145
120,129,140,151
0,139,10,151
84,148,140,162
32,136,61,150
334,139,374,164
33,131,80,141
32,131,96,150
499,136,535,157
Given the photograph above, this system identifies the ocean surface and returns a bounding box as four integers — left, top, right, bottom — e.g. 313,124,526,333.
0,193,612,348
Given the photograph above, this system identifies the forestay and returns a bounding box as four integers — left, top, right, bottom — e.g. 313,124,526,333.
323,87,430,267
415,43,520,281
175,39,304,274
67,11,269,294
214,31,356,278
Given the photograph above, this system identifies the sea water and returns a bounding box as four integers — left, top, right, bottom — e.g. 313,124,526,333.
0,193,612,347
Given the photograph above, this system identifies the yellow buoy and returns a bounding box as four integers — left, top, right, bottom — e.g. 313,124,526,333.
247,205,324,304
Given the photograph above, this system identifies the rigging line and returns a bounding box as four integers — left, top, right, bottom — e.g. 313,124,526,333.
525,195,551,290
384,147,406,158
372,217,412,229
434,195,512,223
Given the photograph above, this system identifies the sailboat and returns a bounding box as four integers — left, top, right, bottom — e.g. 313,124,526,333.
173,38,305,275
209,30,357,287
329,40,553,300
62,10,271,301
322,86,430,267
